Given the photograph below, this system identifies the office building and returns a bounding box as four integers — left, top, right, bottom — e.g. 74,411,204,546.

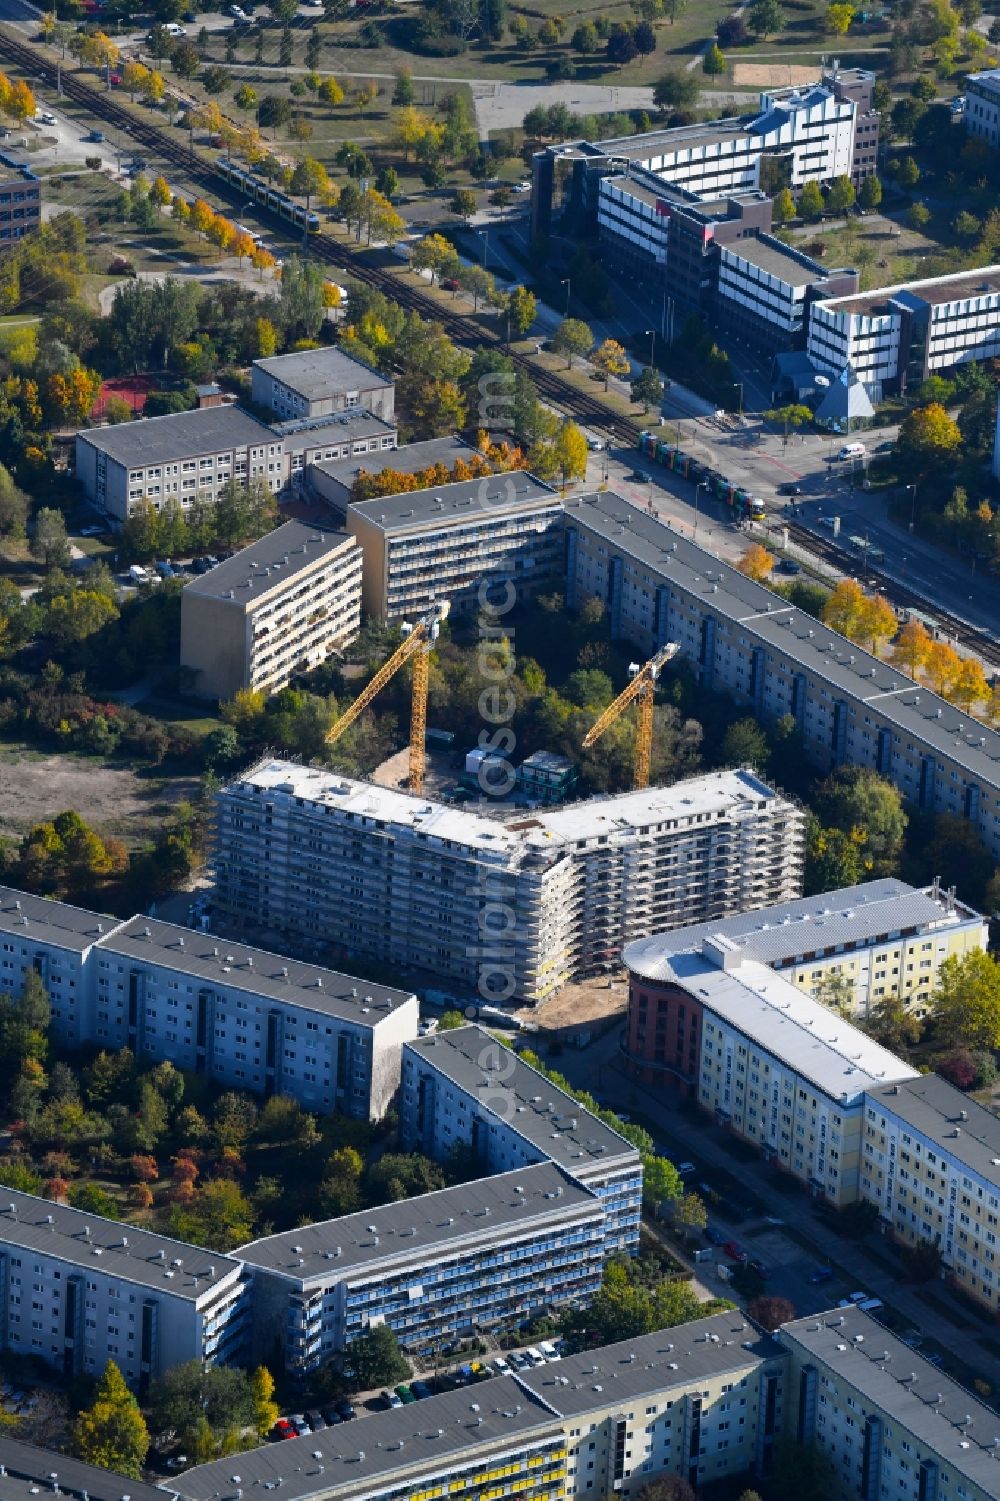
717,234,858,353
563,491,1000,858
862,1074,1000,1314
780,1305,1000,1501
251,348,394,424
345,474,563,622
176,1311,781,1501
75,405,286,523
621,877,986,1025
240,1162,605,1374
213,760,804,1003
0,173,41,243
0,886,126,1050
964,68,1000,147
400,1024,643,1253
180,521,363,700
0,1190,250,1391
90,916,418,1121
309,437,480,521
623,936,917,1205
807,266,1000,395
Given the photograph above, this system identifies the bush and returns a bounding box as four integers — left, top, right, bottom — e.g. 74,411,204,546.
937,1050,977,1090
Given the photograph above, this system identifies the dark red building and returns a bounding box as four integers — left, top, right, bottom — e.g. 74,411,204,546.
623,951,704,1094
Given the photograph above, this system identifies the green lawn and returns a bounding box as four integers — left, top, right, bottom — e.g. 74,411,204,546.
137,696,223,737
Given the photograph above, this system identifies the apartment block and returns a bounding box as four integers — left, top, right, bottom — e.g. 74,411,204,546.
563,492,1000,859
251,348,394,424
240,1162,605,1375
0,1190,250,1391
176,1311,781,1501
0,887,126,1050
861,1074,1000,1314
90,916,418,1121
75,406,286,523
180,521,362,701
309,437,479,522
964,68,1000,147
400,1024,643,1254
622,877,986,1024
624,936,917,1205
717,234,858,353
213,760,804,1003
0,173,41,243
780,1305,1000,1501
345,474,563,622
807,266,1000,395
0,1436,169,1501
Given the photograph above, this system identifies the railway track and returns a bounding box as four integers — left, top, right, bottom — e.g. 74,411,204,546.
5,26,999,665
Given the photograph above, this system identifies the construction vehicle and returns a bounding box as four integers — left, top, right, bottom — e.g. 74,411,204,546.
324,600,449,795
581,642,680,791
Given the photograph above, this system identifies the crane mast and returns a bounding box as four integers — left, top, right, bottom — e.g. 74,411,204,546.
581,642,680,790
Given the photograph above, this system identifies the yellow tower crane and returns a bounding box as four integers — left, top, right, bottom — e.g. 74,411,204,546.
581,642,680,791
324,600,449,795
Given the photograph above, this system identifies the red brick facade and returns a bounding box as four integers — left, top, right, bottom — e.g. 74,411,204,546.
623,972,703,1094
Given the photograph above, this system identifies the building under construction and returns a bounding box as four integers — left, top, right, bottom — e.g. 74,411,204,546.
213,759,805,1003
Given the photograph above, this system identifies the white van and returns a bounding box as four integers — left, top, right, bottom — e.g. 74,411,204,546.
837,441,866,460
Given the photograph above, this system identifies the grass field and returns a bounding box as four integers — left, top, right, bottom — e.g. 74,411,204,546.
137,696,223,737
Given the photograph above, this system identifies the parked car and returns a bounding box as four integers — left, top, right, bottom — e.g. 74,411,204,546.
411,1380,433,1400
441,277,460,291
848,1291,868,1303
723,1242,747,1262
335,1399,355,1421
704,1226,726,1246
808,1266,833,1284
289,1414,310,1435
777,558,801,574
163,21,186,34
676,1161,696,1177
382,1390,403,1410
776,481,802,495
492,1355,511,1375
305,1410,326,1431
525,1347,546,1367
84,129,105,143
395,1384,415,1404
512,181,531,193
320,1406,342,1426
539,1340,561,1361
748,1259,770,1279
858,1297,883,1311
271,1419,295,1441
154,560,174,578
38,111,56,125
508,1350,530,1370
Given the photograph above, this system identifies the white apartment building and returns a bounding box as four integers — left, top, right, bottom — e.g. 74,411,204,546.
623,878,987,1020
0,888,126,1049
240,1162,606,1375
780,1306,1000,1501
964,68,1000,147
0,1190,251,1392
251,348,394,424
563,492,1000,859
180,521,363,701
400,1024,643,1255
807,266,1000,395
75,406,286,523
90,916,419,1121
623,936,917,1206
861,1074,1000,1315
345,474,564,622
212,760,804,1003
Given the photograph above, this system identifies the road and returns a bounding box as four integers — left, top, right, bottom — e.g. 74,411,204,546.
547,1023,1000,1398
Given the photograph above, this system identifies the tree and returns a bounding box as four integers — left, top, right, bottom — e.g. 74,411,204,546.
572,20,599,50
821,578,865,638
31,507,70,567
798,180,825,221
856,593,898,656
951,656,990,712
632,366,664,413
450,187,477,221
736,542,774,582
902,1240,943,1282
923,639,961,698
552,421,588,485
250,1367,279,1439
720,718,770,770
607,25,638,63
167,1179,255,1248
827,174,856,215
290,157,330,211
772,187,796,224
506,285,537,338
813,767,907,878
147,1362,256,1450
749,0,784,32
747,1294,796,1329
635,1475,696,1501
553,317,594,369
652,71,699,112
392,68,415,105
592,338,630,389
891,617,932,678
896,404,961,469
717,13,747,44
72,1361,149,1478
703,41,726,73
825,0,855,28
671,1191,708,1238
859,175,883,211
318,76,345,107
642,1155,683,1209
345,1325,410,1390
908,202,931,231
932,949,1000,1051
953,208,980,240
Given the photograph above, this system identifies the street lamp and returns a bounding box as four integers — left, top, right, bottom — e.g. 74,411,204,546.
906,483,917,532
644,328,656,369
478,228,488,268
560,277,571,317
733,382,744,417
694,480,707,542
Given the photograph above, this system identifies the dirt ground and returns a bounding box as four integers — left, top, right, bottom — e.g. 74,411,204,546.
732,64,822,86
532,971,629,1034
0,748,200,843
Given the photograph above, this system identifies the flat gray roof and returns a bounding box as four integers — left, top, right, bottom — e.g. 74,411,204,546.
0,1190,242,1301
565,492,1000,787
519,1311,778,1417
172,1379,561,1501
237,1162,599,1285
182,521,355,606
77,405,274,467
0,1436,167,1501
0,885,123,953
722,233,836,287
96,916,416,1026
254,347,391,401
623,879,985,972
406,1025,640,1174
815,263,1000,317
781,1306,1000,1492
313,437,474,493
868,1074,1000,1193
351,474,557,533
276,410,397,455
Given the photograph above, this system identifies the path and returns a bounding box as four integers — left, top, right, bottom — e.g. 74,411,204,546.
685,2,748,72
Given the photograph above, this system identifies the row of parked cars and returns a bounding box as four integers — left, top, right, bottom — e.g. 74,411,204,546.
127,555,220,586
272,1399,357,1440
380,1341,564,1411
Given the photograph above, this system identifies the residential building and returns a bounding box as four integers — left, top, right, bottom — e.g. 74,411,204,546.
176,1311,782,1501
623,936,917,1204
89,915,419,1121
780,1305,1000,1501
0,1435,169,1501
0,1190,250,1391
345,474,563,622
250,348,394,424
717,234,858,353
518,750,578,804
212,760,804,1002
277,410,398,489
563,491,1000,858
861,1074,1000,1314
240,1162,606,1374
807,266,1000,395
0,886,126,1050
179,521,362,700
0,172,41,243
400,1024,643,1254
621,877,986,1023
964,68,1000,147
309,437,479,522
75,406,285,523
